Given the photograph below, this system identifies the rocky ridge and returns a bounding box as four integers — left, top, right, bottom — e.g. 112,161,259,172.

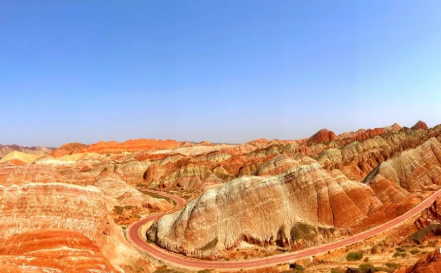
0,144,53,158
51,138,182,157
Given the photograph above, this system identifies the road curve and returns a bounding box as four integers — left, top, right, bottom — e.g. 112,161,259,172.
127,190,441,270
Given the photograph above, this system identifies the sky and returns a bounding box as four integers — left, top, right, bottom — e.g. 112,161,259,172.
1,1,441,147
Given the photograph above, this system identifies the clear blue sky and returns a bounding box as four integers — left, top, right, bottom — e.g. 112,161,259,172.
1,1,441,147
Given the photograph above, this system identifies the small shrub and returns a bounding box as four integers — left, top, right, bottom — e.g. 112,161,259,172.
410,224,441,244
283,264,305,272
359,263,374,270
396,247,406,252
371,246,378,254
410,248,420,254
374,267,392,272
363,257,369,262
346,251,363,261
290,222,318,241
393,252,406,258
114,206,124,214
385,262,398,268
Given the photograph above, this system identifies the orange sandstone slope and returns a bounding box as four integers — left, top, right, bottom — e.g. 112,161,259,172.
0,182,147,271
50,142,89,157
0,229,117,272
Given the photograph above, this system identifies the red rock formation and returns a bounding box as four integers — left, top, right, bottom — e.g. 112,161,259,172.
0,229,117,272
50,142,89,157
364,138,441,191
412,120,429,130
395,249,441,273
368,174,410,203
142,151,282,190
338,128,385,142
414,196,441,229
0,182,143,271
308,129,337,144
2,158,27,165
0,183,112,246
386,122,402,132
3,121,441,268
146,134,441,258
143,158,221,189
95,175,172,212
322,128,432,181
51,139,182,157
137,124,441,191
0,164,63,186
147,161,384,257
85,138,181,153
337,123,403,142
257,154,314,176
394,196,441,273
200,140,213,146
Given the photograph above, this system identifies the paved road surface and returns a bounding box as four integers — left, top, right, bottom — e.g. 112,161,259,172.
127,189,441,270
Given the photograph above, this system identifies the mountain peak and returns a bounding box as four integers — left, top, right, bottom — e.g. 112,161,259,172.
412,120,429,130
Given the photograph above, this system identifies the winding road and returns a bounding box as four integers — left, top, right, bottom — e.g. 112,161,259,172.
127,189,441,270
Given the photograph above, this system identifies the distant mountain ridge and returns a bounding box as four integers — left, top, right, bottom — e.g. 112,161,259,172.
0,144,55,158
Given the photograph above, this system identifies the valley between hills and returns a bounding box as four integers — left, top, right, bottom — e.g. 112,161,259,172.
2,121,441,273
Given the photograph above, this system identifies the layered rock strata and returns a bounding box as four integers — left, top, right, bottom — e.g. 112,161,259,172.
147,161,383,257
